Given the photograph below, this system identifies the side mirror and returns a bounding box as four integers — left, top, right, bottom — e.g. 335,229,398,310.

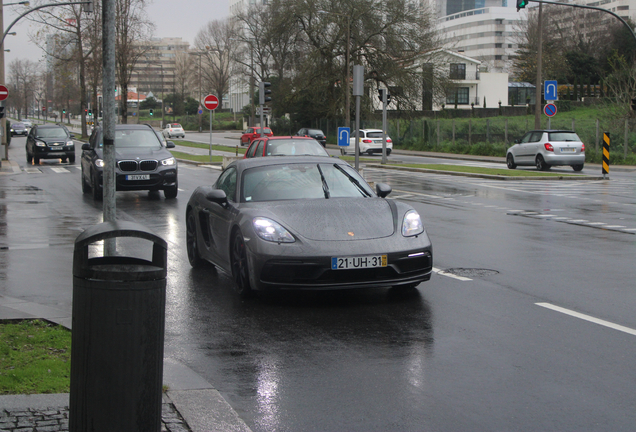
376,183,392,198
81,143,91,151
514,139,521,144
69,133,76,138
206,189,228,206
166,141,175,148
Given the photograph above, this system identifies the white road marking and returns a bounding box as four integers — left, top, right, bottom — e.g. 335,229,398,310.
586,222,606,226
604,225,626,229
536,303,636,337
51,167,70,173
432,267,472,281
25,168,41,174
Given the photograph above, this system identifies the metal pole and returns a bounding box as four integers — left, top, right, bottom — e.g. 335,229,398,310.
1,2,6,165
535,2,543,129
209,109,212,162
381,89,387,164
354,95,360,171
346,17,350,129
102,0,116,255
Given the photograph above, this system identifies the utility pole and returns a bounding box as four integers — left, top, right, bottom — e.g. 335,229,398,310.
102,0,116,254
535,2,543,129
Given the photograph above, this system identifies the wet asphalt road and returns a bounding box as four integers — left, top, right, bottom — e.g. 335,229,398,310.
2,135,636,431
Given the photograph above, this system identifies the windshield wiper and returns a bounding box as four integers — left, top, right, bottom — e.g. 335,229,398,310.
316,164,330,199
333,164,372,197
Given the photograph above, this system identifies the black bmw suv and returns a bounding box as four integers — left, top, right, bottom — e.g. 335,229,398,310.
26,124,76,164
81,124,178,200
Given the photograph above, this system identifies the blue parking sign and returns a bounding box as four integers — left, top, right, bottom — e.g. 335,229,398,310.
338,127,350,146
544,80,558,101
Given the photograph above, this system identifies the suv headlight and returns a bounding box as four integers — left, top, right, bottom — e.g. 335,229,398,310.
402,210,424,237
95,159,104,168
66,140,74,146
253,217,295,243
161,157,176,166
35,140,47,147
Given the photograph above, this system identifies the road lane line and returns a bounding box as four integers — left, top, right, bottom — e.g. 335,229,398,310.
432,267,472,281
536,303,636,336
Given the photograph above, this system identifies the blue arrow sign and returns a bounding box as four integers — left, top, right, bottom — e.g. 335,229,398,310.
338,127,350,147
544,80,558,101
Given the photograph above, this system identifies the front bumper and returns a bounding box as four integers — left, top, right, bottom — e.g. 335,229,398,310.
95,168,178,192
245,234,433,291
33,145,75,159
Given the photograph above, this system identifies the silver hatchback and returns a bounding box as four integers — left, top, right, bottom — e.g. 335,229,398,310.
507,130,585,171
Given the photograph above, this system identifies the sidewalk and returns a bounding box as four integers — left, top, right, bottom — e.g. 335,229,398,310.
0,295,252,432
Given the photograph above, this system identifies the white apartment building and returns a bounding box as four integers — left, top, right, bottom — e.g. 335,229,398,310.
437,5,524,74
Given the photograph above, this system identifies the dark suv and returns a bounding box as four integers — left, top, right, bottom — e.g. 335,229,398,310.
26,124,76,164
297,128,327,147
81,124,178,200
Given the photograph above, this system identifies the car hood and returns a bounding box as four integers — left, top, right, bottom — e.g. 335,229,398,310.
37,137,71,144
248,198,395,241
95,146,171,160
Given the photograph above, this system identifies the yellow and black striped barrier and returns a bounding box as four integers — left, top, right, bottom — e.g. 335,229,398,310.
602,132,610,178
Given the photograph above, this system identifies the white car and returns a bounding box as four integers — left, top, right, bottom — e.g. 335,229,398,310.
506,130,585,171
22,119,33,129
344,129,393,156
162,123,185,139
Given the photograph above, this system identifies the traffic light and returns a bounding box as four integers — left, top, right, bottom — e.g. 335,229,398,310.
62,109,66,114
88,109,93,117
516,0,529,11
149,109,154,116
259,81,271,105
378,89,391,105
84,109,88,115
0,107,5,119
84,0,94,13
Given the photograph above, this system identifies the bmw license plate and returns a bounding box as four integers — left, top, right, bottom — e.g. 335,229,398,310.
332,255,387,270
126,174,150,180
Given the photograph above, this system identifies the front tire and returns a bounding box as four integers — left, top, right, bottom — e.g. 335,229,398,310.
26,152,32,163
231,229,252,297
92,172,103,201
81,169,91,194
164,183,178,199
68,155,75,164
186,211,203,268
572,164,584,172
507,153,517,169
535,155,549,171
33,156,40,165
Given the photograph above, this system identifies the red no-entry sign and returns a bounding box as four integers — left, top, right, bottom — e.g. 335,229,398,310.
0,85,8,101
203,94,219,111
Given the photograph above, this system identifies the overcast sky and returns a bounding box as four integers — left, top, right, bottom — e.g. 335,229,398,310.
3,0,230,69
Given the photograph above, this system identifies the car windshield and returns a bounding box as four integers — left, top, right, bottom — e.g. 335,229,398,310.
12,123,24,128
111,129,161,148
242,163,373,202
548,132,580,142
36,128,68,139
366,131,384,138
308,129,324,135
265,139,328,156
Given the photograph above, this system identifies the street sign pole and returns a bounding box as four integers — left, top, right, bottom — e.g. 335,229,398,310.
203,94,219,163
353,65,364,171
209,109,212,163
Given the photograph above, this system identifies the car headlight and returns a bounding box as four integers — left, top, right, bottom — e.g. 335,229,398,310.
66,140,74,146
253,217,295,243
161,157,176,166
95,159,104,168
35,140,47,147
402,210,424,237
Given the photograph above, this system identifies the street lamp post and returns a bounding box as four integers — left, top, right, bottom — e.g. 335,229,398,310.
188,51,203,132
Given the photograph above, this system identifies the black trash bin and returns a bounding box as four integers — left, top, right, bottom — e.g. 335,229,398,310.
69,221,167,432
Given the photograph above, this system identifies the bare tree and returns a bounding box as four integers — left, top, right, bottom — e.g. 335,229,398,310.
28,0,102,136
8,59,39,120
194,19,241,102
173,51,194,106
115,0,154,123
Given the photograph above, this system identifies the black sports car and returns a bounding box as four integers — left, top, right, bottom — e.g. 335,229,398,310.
26,124,76,164
186,156,433,296
80,124,178,200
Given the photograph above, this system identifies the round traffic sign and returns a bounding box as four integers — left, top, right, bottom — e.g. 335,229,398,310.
0,85,8,101
544,103,557,117
203,94,219,111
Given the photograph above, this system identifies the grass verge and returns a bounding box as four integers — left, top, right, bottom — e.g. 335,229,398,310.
390,163,580,177
169,151,225,163
174,140,246,155
0,320,71,395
